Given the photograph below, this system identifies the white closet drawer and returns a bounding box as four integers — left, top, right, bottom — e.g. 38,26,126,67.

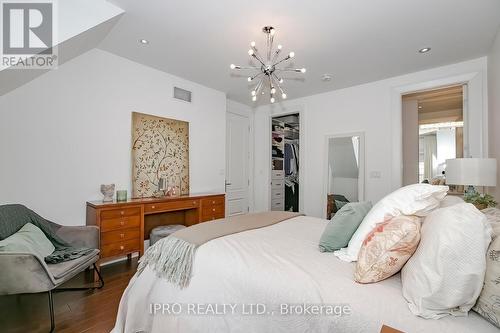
271,189,284,200
271,198,284,211
271,179,284,189
272,170,284,179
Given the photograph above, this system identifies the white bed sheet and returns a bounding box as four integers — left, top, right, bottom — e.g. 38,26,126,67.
112,216,497,333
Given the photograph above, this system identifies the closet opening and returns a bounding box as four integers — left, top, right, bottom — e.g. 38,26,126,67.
271,113,300,212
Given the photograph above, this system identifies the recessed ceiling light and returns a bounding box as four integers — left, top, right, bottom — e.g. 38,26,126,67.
321,74,333,82
139,39,149,45
418,47,431,53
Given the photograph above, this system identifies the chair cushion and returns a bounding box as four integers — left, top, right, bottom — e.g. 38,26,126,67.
48,249,99,280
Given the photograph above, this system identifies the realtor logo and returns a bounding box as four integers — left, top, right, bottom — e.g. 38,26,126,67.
1,1,57,69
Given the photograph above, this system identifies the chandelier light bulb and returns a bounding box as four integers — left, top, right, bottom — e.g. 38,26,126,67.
270,97,275,103
271,87,276,94
289,51,295,58
270,29,276,36
251,90,257,96
250,41,256,47
300,68,306,73
248,49,254,56
277,44,282,50
230,64,236,69
279,78,284,83
282,93,287,99
252,95,257,102
247,77,252,82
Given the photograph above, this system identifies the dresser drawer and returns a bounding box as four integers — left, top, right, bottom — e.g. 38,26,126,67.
101,239,141,258
201,212,225,222
202,203,224,216
271,189,284,200
144,200,199,213
272,170,284,179
271,198,284,211
100,215,141,232
100,207,141,220
271,179,284,189
101,228,141,245
201,196,225,207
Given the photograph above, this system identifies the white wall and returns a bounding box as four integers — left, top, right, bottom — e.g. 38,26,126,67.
0,49,227,226
254,58,488,217
489,30,500,200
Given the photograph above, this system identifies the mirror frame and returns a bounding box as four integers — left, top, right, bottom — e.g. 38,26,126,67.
323,132,366,219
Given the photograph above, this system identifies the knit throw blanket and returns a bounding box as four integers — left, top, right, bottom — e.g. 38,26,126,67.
0,204,93,264
138,211,303,288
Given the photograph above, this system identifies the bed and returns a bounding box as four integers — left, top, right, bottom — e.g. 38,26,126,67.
112,216,497,333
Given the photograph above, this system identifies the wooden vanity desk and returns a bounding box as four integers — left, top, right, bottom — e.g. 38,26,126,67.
86,193,225,266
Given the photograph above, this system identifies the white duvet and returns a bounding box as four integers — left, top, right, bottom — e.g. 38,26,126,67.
112,216,497,333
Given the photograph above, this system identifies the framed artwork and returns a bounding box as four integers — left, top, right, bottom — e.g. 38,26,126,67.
131,112,189,197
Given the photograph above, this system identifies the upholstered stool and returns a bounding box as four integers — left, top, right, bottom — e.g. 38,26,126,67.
150,225,186,245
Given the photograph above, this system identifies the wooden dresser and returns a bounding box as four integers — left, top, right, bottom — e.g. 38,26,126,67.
86,193,225,266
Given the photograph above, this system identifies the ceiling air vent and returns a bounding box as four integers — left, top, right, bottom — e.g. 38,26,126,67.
173,87,192,103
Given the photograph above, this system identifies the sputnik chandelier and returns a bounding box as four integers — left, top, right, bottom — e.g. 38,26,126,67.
230,26,306,103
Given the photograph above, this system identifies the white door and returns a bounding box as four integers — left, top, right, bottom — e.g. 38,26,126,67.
226,112,250,216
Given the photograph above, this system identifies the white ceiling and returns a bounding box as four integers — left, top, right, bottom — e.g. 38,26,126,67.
99,0,500,105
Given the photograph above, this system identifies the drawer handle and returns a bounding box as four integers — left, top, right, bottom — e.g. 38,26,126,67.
120,221,125,226
212,208,216,212
212,201,216,204
276,193,281,196
120,233,125,238
193,201,197,205
120,245,124,250
151,205,156,209
120,211,125,215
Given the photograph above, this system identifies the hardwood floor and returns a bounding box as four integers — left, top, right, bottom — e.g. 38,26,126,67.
0,259,137,333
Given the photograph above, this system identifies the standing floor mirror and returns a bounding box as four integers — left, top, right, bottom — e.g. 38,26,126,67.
325,133,365,219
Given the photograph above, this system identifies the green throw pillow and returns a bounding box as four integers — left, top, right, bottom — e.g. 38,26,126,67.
0,222,55,258
319,201,372,252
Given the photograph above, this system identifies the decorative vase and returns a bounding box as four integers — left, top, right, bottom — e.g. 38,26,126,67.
100,184,115,202
116,190,128,202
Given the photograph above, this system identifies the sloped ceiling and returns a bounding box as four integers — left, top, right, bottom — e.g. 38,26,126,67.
99,0,500,105
0,0,123,96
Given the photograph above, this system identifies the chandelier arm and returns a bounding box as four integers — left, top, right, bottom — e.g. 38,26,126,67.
251,53,267,67
271,48,281,63
273,55,292,67
248,72,264,82
254,76,265,96
272,72,284,84
276,68,305,73
232,65,260,70
272,75,285,95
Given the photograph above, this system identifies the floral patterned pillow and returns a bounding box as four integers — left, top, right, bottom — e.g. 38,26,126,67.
473,208,500,328
354,215,421,283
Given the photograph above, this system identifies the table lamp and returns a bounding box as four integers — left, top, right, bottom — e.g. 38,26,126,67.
445,158,497,193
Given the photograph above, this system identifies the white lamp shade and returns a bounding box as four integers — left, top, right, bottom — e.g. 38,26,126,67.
445,158,497,186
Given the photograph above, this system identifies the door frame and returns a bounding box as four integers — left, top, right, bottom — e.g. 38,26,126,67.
267,106,305,212
390,70,487,191
226,107,254,213
322,132,365,219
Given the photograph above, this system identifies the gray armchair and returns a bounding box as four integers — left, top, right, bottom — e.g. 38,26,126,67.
0,222,103,332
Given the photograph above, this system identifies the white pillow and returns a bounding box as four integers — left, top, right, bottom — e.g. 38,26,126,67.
334,184,448,262
439,194,464,208
401,203,491,319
